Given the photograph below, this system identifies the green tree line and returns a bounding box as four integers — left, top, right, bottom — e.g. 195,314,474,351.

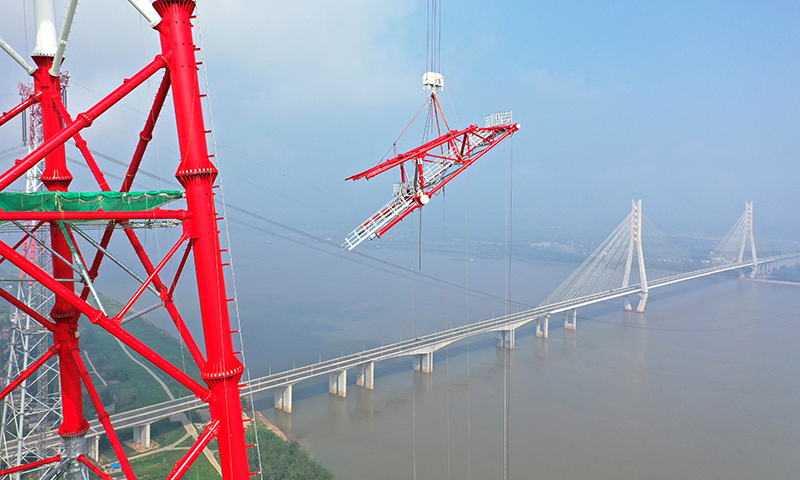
247,423,334,480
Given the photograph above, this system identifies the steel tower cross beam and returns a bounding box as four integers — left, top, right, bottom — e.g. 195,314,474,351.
152,1,250,478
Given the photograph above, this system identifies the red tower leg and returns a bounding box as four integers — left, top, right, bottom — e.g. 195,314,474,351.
32,54,90,441
153,1,249,478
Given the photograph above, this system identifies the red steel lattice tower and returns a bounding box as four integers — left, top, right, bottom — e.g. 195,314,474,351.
0,0,252,478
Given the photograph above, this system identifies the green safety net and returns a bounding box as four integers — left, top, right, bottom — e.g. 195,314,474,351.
0,191,184,212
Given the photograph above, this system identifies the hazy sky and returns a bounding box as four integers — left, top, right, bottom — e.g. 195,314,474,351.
1,1,798,246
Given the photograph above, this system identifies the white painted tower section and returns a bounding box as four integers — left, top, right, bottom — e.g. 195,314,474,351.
32,0,59,57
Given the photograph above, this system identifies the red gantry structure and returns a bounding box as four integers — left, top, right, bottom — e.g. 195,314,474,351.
0,0,253,479
342,93,519,251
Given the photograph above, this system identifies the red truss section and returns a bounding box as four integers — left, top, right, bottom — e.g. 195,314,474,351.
343,121,519,251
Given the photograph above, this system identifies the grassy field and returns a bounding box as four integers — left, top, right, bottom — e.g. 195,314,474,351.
96,418,223,480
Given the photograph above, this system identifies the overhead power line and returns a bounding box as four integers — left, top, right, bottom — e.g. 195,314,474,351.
77,148,534,309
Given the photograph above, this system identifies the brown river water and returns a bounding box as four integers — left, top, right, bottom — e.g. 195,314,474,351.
245,249,800,480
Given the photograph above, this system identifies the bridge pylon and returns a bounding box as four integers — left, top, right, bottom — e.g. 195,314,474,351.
737,202,758,278
622,200,649,312
539,199,678,315
710,202,759,278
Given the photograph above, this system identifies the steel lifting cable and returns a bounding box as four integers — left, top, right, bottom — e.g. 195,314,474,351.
411,2,447,468
426,0,431,72
194,11,264,478
414,96,433,270
464,152,472,480
443,186,452,480
378,98,431,164
410,201,418,480
503,136,513,480
427,0,442,73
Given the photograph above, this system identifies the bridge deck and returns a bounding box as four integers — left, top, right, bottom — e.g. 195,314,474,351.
8,254,798,451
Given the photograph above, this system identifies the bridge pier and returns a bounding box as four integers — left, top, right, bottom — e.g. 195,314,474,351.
88,434,100,461
329,370,347,397
536,315,549,338
133,423,151,448
623,296,634,312
565,309,577,330
274,385,293,413
636,292,648,313
357,362,374,389
497,329,515,349
413,352,434,373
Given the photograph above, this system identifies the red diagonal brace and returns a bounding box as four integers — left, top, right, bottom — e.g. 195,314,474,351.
115,232,188,320
70,349,136,480
122,225,207,369
165,419,221,480
51,95,111,192
123,72,172,193
0,53,170,192
0,346,58,403
169,239,193,297
0,284,56,331
77,455,113,480
0,91,41,128
0,454,60,477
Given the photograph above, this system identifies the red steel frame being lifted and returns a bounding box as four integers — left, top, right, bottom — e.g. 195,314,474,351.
0,1,251,479
342,93,519,251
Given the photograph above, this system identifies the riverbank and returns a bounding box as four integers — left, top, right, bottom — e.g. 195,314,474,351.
255,410,288,441
747,277,800,286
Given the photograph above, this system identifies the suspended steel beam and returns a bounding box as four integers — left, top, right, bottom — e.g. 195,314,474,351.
343,121,519,250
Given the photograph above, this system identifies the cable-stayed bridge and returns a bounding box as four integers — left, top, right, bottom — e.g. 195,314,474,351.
5,201,800,456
